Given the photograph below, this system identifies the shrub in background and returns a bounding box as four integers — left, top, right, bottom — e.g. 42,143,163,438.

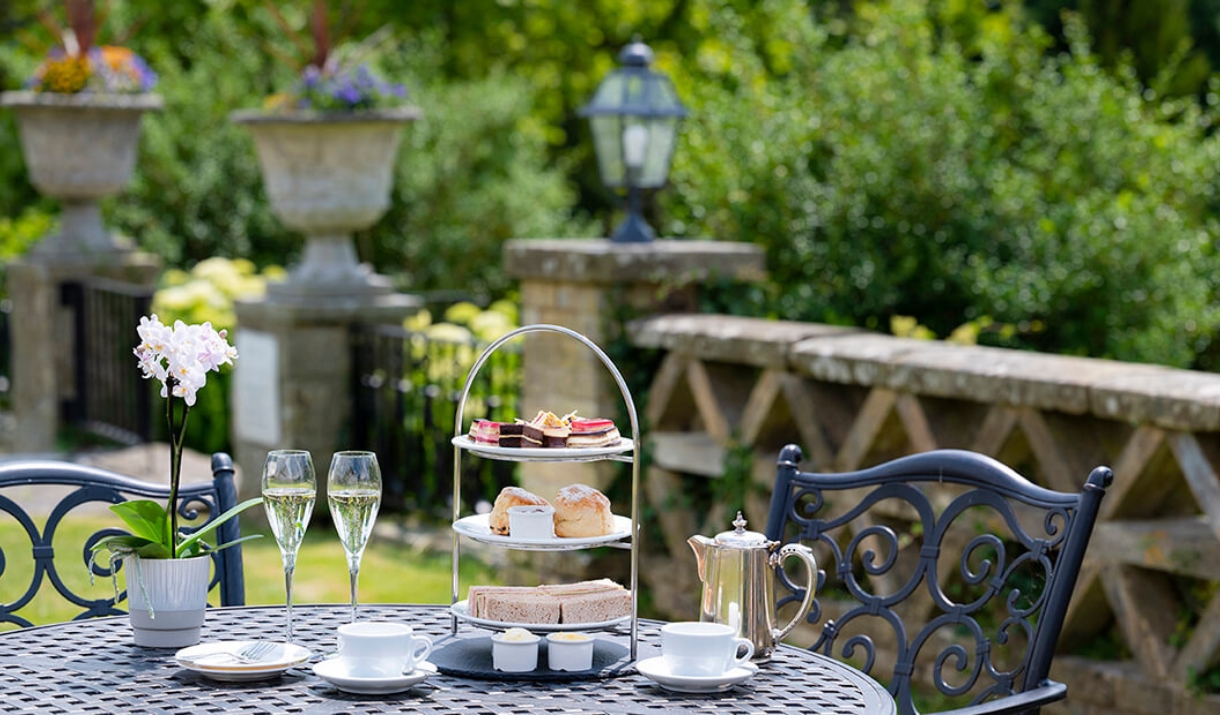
0,208,53,262
665,0,1220,370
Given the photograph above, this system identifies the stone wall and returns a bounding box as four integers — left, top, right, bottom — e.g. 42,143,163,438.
627,313,1220,714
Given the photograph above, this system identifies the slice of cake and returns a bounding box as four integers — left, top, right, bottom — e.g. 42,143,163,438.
541,426,570,448
499,422,543,448
567,418,621,448
468,419,502,445
526,410,572,448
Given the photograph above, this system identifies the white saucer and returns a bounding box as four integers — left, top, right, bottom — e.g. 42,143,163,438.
313,659,437,695
175,641,312,682
635,656,758,693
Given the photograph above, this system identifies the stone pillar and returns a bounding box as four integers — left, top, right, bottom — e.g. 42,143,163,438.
503,238,766,501
6,252,161,452
230,296,419,502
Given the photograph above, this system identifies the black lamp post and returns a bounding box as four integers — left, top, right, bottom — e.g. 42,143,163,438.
578,38,689,243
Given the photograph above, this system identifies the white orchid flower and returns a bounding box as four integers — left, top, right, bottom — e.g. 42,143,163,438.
133,314,235,406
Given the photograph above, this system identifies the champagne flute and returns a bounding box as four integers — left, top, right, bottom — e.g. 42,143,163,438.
261,449,316,644
327,450,382,623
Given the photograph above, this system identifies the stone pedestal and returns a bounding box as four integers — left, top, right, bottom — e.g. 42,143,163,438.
6,252,161,452
503,238,766,504
230,294,420,503
231,108,420,303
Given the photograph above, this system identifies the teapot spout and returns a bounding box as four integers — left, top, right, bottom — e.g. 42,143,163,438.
688,534,715,581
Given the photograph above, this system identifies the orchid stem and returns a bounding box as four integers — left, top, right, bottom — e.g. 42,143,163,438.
165,377,190,557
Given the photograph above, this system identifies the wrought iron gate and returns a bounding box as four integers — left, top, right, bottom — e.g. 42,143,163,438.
60,277,154,446
350,323,520,517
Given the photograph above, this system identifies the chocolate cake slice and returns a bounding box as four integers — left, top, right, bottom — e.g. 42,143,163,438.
498,423,543,448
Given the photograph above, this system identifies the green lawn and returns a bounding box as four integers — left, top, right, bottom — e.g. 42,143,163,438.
1,517,496,631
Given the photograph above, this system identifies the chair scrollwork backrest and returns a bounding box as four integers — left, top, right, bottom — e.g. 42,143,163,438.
765,445,1111,715
0,453,247,628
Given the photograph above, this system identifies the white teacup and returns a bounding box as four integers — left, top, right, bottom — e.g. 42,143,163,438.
334,621,433,678
660,621,754,677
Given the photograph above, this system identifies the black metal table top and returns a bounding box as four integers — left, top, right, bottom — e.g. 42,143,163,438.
0,604,896,714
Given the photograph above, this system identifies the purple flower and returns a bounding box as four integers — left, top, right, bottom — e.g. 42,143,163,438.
303,65,322,88
289,61,407,111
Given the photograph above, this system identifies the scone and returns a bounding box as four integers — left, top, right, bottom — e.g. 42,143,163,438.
489,486,551,535
553,484,614,538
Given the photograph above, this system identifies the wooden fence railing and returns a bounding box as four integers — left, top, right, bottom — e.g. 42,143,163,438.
627,313,1220,715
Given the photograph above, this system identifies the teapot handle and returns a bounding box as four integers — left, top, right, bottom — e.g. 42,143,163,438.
771,543,818,643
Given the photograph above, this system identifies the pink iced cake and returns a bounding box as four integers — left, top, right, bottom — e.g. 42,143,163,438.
469,419,502,445
567,418,621,448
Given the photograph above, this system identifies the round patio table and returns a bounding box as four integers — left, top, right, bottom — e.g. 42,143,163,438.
0,604,895,714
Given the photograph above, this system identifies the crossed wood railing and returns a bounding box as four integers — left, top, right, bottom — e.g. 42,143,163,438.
627,313,1220,713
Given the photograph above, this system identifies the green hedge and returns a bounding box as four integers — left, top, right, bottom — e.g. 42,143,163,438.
664,0,1220,370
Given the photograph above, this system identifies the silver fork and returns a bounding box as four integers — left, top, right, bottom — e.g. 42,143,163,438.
196,640,278,665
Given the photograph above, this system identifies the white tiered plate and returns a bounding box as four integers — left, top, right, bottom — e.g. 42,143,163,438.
451,435,632,462
449,599,630,633
452,513,632,549
175,641,311,682
635,656,759,693
313,659,437,694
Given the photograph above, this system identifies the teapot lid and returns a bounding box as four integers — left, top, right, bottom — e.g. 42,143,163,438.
714,512,769,548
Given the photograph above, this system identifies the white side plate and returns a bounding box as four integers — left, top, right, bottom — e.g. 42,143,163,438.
452,513,632,549
175,641,311,682
450,599,630,633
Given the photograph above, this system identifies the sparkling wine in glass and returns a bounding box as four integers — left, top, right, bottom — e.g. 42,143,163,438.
261,449,316,644
327,450,382,623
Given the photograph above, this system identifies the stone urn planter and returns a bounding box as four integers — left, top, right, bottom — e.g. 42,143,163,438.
124,554,211,648
0,91,162,259
231,107,421,304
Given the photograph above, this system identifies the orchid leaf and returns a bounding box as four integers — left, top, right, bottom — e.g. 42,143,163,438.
135,542,174,559
90,533,172,560
108,500,169,545
178,533,262,559
211,533,262,551
174,496,264,558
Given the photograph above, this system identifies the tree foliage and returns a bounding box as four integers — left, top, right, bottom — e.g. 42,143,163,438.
663,0,1220,369
4,0,1220,369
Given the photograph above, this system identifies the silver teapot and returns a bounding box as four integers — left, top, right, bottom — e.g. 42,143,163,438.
688,512,817,662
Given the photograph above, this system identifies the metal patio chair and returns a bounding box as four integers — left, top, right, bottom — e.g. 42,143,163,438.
0,453,247,628
765,446,1112,715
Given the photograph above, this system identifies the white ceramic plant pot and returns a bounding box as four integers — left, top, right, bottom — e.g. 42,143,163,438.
124,554,210,648
231,107,421,303
0,91,162,258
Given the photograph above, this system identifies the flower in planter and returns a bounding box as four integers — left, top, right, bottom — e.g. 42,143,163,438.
91,315,261,563
22,1,157,94
258,0,407,112
264,61,407,112
32,45,157,94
